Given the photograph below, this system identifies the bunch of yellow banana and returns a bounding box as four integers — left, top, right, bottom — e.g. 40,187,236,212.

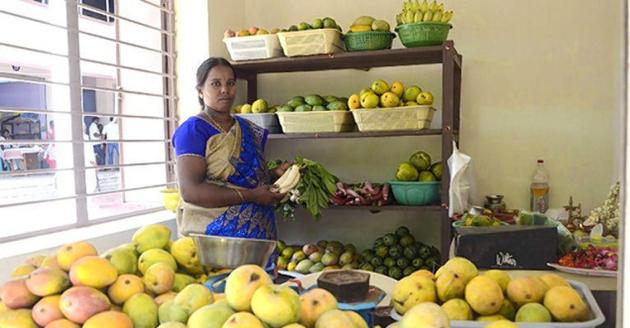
396,0,454,25
271,164,301,194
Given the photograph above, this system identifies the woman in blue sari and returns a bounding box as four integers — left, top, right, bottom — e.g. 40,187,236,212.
172,58,287,242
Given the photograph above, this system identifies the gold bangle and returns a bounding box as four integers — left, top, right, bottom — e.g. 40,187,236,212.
233,189,245,203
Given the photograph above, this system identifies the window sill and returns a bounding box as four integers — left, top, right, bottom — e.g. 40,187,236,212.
0,210,175,260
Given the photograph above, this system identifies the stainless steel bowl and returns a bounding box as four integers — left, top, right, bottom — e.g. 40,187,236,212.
190,233,276,269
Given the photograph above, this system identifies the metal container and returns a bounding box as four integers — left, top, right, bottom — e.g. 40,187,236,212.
190,233,276,269
484,194,506,212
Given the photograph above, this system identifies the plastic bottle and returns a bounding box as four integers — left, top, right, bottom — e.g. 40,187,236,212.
530,159,550,213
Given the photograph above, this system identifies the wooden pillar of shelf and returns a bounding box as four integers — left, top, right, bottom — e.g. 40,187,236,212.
440,41,456,263
244,73,258,104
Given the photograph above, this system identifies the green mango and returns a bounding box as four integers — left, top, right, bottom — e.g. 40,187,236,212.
312,105,326,112
304,95,325,106
326,101,348,111
286,96,305,108
295,104,312,112
278,105,293,112
323,17,337,29
323,95,338,103
311,18,323,29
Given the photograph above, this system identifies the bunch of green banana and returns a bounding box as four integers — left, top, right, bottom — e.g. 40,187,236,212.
396,0,454,25
271,164,301,194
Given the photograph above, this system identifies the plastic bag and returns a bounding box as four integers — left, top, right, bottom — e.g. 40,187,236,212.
448,141,475,217
518,210,577,254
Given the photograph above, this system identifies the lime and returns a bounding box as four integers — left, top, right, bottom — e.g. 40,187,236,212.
388,245,403,259
359,263,374,271
360,250,375,263
374,245,389,258
388,267,403,280
383,233,399,247
395,226,410,237
418,171,437,182
384,257,396,268
425,258,438,269
403,246,418,260
395,162,419,181
418,245,431,259
412,257,424,268
375,266,388,275
400,235,416,247
370,257,383,267
403,266,416,277
396,257,410,269
409,151,432,171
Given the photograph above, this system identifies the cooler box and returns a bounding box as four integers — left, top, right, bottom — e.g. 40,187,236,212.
454,225,558,269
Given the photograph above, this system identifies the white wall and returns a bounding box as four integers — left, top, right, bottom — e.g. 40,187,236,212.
202,0,625,249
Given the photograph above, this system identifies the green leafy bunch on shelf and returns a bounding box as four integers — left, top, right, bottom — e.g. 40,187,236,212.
274,157,337,220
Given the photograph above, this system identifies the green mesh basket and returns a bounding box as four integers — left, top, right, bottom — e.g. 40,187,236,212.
343,31,396,52
395,22,452,47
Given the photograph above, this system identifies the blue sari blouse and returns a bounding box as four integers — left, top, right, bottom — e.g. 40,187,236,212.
172,115,277,241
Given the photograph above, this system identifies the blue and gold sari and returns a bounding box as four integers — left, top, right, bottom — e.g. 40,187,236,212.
172,114,276,241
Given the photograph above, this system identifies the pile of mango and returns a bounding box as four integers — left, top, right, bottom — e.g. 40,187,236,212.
390,257,592,327
282,17,341,32
459,212,505,227
205,264,367,328
0,224,231,327
348,80,434,110
348,16,391,33
277,94,349,112
276,240,359,274
224,27,280,38
232,99,273,114
395,150,442,182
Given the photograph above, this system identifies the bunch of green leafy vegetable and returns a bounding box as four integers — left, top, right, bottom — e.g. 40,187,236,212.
272,157,337,220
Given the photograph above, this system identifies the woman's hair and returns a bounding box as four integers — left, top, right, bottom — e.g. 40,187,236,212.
195,57,237,107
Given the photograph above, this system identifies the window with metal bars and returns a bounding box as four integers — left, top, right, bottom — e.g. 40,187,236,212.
0,0,177,242
80,0,115,23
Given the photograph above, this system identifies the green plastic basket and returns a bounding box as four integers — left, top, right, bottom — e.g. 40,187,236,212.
395,22,452,47
389,180,440,205
343,31,396,52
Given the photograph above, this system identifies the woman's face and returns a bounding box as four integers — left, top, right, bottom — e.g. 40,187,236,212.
200,65,237,114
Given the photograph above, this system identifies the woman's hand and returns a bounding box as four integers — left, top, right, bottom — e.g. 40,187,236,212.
247,185,286,205
272,161,293,180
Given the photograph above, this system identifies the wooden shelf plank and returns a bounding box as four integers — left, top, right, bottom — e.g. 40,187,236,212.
268,129,442,140
327,205,443,212
231,44,449,75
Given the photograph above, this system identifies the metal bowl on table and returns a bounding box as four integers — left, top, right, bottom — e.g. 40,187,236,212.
190,233,276,270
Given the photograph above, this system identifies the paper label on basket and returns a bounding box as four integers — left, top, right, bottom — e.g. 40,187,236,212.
495,251,517,267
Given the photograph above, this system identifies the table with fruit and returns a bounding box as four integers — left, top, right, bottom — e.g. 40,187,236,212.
0,223,611,327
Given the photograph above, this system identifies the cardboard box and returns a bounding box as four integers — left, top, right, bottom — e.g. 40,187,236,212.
454,225,558,269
